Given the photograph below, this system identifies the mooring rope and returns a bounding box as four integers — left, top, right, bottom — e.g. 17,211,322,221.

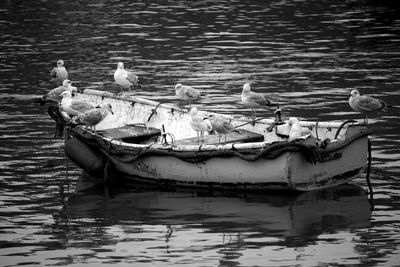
147,102,162,123
315,121,319,140
366,138,374,210
234,117,266,129
104,138,113,185
63,125,71,194
334,119,357,139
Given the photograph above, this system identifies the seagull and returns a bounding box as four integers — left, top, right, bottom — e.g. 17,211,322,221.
287,117,302,141
35,79,77,105
72,103,114,134
241,82,274,119
349,89,393,124
114,62,139,93
208,114,238,143
60,91,95,116
175,83,201,108
189,107,212,142
50,59,68,86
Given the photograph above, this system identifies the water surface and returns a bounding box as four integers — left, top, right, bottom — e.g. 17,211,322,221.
1,0,400,266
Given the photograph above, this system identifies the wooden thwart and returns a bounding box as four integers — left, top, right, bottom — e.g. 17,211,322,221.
98,125,161,143
175,129,264,145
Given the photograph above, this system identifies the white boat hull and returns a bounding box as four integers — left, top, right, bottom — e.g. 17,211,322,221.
102,136,367,191
56,89,369,192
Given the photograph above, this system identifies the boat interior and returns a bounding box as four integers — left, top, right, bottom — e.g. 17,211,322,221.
70,90,361,147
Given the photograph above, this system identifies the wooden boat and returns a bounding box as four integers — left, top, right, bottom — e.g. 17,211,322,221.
49,89,370,191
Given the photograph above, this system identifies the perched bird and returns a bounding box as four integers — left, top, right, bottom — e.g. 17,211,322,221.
72,103,114,134
208,114,238,143
189,107,212,142
241,82,273,119
175,83,201,108
114,62,139,93
287,117,302,141
35,79,77,105
50,59,68,86
349,89,393,124
60,91,95,116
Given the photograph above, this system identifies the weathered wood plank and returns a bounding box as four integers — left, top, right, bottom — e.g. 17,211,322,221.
175,129,264,145
98,125,161,141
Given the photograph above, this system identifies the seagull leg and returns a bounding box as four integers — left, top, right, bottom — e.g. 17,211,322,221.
364,114,369,124
197,131,200,142
250,109,254,119
250,109,256,125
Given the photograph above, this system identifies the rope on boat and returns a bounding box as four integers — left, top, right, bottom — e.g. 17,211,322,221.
234,117,266,129
160,124,176,145
146,102,162,123
48,105,67,138
104,139,113,185
63,126,71,194
69,121,370,166
334,119,357,139
366,138,374,210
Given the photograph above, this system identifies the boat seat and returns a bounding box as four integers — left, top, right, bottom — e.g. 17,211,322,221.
175,129,264,145
98,125,161,144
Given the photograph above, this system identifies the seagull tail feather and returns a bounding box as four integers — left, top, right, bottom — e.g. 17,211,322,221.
33,97,47,106
135,80,143,88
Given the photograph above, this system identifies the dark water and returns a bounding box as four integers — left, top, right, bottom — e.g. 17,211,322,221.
1,0,400,266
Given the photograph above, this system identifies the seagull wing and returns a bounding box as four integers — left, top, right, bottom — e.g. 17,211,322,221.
248,92,271,106
126,70,138,84
75,109,102,126
204,119,213,131
223,118,235,132
355,95,385,112
69,100,94,113
50,67,57,79
46,86,67,102
190,115,209,131
185,86,201,98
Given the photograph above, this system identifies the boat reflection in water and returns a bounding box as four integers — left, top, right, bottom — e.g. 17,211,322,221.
59,174,372,255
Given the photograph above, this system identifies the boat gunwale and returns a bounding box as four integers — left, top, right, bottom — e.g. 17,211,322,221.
67,123,369,165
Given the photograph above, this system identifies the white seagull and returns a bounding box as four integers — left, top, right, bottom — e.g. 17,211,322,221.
208,114,237,143
60,91,95,116
50,59,68,86
35,79,77,105
189,107,212,142
175,83,201,107
287,117,302,141
72,103,114,134
241,82,273,119
349,89,392,124
114,62,139,93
